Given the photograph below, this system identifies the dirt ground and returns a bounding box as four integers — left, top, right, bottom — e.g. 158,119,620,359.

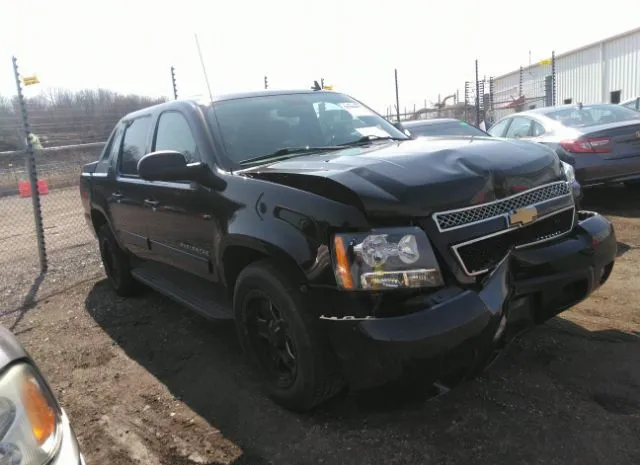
2,186,640,465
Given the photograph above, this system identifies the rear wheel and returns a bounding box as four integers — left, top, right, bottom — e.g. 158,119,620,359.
233,260,343,412
97,224,141,297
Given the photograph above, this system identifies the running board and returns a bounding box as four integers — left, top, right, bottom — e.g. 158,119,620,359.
131,264,233,320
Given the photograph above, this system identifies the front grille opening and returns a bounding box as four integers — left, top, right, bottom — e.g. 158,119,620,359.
455,209,575,275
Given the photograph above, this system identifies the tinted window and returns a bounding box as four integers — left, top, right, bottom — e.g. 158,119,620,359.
119,117,151,176
488,118,511,137
208,92,408,164
407,121,487,137
101,125,123,161
505,117,532,138
545,105,640,128
154,112,200,163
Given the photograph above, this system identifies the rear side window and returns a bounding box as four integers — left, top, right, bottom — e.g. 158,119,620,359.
103,125,124,160
119,116,151,176
96,124,124,172
153,112,200,163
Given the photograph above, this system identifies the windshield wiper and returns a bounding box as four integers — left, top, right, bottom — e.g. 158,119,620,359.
239,146,343,166
339,135,406,146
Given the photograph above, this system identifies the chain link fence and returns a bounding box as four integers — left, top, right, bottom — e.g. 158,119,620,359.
0,57,167,313
387,53,559,129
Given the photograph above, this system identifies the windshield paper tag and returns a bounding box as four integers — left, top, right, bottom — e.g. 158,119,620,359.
338,102,371,117
356,127,389,137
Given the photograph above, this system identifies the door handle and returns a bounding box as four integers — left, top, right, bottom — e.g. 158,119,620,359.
144,199,160,207
112,192,123,199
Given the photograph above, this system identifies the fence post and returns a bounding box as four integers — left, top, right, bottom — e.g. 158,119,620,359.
464,81,471,123
394,69,400,122
170,66,178,100
475,60,481,127
551,50,556,106
12,56,47,273
519,66,523,97
489,77,495,125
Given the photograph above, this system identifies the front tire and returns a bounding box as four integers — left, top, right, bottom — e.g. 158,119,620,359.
233,260,344,412
97,224,141,297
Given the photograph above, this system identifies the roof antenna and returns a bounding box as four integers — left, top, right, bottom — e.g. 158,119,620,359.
195,33,214,104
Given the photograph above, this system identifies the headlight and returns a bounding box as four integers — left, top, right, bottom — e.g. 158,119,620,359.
562,161,575,183
331,227,444,290
0,363,61,465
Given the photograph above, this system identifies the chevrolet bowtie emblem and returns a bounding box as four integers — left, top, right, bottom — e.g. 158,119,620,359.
509,206,538,226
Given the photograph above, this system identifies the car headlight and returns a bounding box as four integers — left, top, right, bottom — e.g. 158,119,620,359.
0,363,61,465
561,161,575,183
331,227,444,290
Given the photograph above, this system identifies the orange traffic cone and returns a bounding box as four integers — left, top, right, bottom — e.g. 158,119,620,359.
37,180,49,195
18,181,31,198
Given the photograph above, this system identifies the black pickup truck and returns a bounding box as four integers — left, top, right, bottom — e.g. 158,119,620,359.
80,89,617,412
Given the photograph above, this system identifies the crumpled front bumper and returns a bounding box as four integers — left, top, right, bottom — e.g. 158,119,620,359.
323,211,617,389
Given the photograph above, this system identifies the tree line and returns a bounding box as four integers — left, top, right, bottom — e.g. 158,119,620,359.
0,88,166,151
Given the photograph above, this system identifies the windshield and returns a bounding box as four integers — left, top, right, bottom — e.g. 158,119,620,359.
207,92,408,164
407,121,487,137
545,104,640,128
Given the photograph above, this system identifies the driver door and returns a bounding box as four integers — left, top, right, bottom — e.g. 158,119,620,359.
145,110,218,280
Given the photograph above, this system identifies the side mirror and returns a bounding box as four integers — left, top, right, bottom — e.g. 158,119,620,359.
137,150,194,182
137,150,227,190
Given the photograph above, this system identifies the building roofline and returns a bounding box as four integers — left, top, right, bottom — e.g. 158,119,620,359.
492,26,640,81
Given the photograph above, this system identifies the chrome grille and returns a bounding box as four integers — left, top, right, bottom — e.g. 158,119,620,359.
433,181,571,231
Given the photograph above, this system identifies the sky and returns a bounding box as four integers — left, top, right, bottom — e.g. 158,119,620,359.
1,0,639,114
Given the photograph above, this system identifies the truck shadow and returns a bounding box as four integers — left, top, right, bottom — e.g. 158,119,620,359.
84,280,640,464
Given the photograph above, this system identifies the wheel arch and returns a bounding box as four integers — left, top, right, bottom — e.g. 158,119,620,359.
220,235,307,296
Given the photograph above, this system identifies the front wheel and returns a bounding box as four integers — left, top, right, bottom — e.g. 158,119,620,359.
97,224,141,297
233,260,344,412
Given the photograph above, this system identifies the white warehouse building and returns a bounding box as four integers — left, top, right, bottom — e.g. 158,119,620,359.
491,27,640,120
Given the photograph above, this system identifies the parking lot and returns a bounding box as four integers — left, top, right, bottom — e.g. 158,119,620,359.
1,186,640,464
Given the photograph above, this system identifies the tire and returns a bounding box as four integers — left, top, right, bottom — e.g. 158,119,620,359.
233,259,344,412
97,224,141,297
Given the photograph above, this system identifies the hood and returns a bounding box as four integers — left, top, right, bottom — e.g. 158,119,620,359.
241,137,565,218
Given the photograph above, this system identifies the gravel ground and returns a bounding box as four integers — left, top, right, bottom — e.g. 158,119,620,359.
0,187,100,313
1,186,640,465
